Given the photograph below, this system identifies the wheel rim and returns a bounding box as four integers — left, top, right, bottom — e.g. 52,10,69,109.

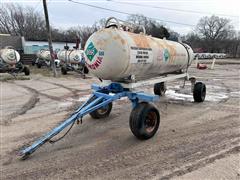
97,107,108,115
145,111,157,133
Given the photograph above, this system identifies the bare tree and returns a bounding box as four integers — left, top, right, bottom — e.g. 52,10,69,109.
93,18,107,29
79,26,98,49
0,4,20,34
197,15,234,40
0,4,46,40
127,14,170,39
65,25,98,49
24,7,46,40
184,15,239,57
196,15,235,52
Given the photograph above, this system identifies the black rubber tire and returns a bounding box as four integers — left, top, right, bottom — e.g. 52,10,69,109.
37,63,42,69
83,66,89,74
23,66,30,76
193,82,206,102
89,103,112,119
129,102,160,140
32,61,35,66
55,61,59,68
61,66,67,75
154,82,166,96
89,97,113,119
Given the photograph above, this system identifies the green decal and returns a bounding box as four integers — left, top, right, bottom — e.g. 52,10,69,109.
85,42,98,62
163,49,170,62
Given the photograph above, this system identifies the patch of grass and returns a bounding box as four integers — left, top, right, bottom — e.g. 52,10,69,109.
30,66,55,77
0,74,30,81
29,66,85,78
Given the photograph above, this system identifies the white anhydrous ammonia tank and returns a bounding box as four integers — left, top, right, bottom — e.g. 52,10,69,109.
57,50,84,64
37,50,51,61
57,50,71,62
0,48,20,65
84,28,194,81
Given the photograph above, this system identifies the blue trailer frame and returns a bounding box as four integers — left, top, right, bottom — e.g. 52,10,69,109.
19,82,159,159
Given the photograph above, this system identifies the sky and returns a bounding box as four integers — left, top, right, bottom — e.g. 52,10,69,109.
1,0,240,35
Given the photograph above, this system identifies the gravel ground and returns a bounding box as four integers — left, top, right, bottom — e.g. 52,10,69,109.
0,61,239,179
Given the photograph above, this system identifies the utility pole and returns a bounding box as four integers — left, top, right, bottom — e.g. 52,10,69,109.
43,0,57,77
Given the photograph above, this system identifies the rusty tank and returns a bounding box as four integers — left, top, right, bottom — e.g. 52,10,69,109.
84,17,194,82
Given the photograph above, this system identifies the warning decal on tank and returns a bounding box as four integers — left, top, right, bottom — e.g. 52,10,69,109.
130,47,153,64
84,41,105,70
85,42,98,62
163,49,170,62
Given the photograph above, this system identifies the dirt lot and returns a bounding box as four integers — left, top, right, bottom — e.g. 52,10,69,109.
1,61,240,179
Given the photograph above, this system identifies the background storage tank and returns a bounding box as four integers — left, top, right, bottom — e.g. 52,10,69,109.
0,48,20,65
57,49,88,75
38,49,51,60
0,47,30,75
84,24,194,82
33,49,60,68
57,49,84,64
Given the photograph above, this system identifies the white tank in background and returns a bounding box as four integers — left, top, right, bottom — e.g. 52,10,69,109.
0,48,20,65
37,49,51,61
34,49,61,68
57,49,84,64
57,49,88,76
0,47,30,75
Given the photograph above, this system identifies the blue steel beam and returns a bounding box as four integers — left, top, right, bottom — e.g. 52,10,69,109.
20,96,105,157
19,83,159,159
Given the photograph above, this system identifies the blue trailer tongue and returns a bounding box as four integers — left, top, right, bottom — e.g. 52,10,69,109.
19,82,159,160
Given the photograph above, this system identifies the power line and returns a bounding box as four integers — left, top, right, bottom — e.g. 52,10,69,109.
108,0,238,18
68,0,195,27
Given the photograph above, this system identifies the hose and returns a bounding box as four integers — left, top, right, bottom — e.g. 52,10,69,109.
49,121,75,144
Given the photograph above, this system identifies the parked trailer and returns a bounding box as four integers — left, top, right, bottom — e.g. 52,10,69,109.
0,47,30,76
57,49,88,77
33,49,60,68
19,17,206,159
